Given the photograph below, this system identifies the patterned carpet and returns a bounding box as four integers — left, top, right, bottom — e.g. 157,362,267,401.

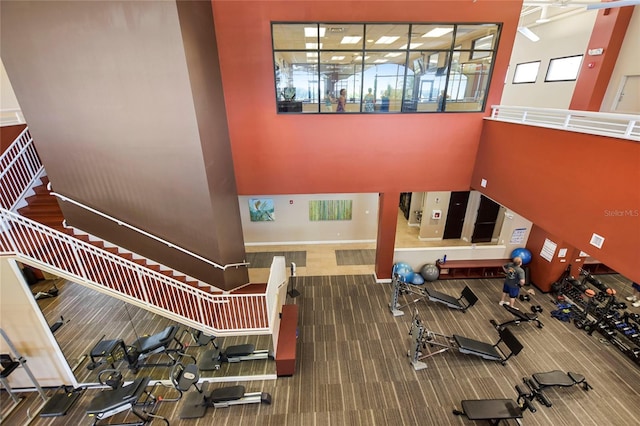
335,249,376,265
246,251,307,268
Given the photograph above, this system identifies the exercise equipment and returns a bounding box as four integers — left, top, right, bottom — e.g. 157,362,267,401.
0,329,47,422
33,280,60,300
411,273,425,285
523,370,591,408
171,362,272,419
87,325,185,373
408,311,524,370
392,262,415,283
389,274,478,316
198,339,274,371
419,263,439,282
490,304,544,330
40,385,84,417
453,381,537,425
86,370,168,425
178,328,216,349
510,248,532,265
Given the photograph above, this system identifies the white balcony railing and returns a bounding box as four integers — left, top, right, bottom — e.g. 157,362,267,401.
0,108,26,127
0,127,43,211
488,105,640,142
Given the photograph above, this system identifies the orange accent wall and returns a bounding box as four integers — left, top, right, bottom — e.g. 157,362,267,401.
472,120,640,283
212,1,522,195
569,6,634,111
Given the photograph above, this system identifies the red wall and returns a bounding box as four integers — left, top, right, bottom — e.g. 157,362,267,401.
212,1,522,195
472,121,640,283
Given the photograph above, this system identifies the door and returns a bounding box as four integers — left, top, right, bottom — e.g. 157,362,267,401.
613,75,640,114
399,192,412,220
442,191,470,239
471,195,500,243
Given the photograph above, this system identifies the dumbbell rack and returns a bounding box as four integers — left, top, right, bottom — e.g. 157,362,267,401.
592,310,640,366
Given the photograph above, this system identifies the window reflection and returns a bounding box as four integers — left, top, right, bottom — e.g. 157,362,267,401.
272,22,499,114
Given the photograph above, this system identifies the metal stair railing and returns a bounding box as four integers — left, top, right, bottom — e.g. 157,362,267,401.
0,127,43,211
0,207,269,335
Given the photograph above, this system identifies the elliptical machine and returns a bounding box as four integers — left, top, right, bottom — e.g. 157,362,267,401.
171,362,272,419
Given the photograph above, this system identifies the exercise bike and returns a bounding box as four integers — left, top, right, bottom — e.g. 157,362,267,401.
171,362,272,419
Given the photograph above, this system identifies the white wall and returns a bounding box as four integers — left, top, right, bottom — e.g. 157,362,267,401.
601,7,640,112
0,258,75,388
501,10,597,108
240,193,379,244
0,58,21,111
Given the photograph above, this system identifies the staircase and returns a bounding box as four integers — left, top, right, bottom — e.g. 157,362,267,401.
19,176,205,290
1,127,282,336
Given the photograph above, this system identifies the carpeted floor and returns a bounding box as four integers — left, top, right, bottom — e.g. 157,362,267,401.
4,273,640,425
246,251,307,268
335,249,376,265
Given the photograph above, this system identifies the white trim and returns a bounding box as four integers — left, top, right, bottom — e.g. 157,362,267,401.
245,239,376,246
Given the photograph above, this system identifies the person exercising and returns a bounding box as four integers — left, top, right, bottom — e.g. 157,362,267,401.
499,257,525,307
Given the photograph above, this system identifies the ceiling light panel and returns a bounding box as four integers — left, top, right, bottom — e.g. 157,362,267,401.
375,36,400,44
304,27,326,37
423,27,453,38
341,36,362,44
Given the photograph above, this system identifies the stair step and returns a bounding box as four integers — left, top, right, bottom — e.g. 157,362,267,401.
24,195,58,205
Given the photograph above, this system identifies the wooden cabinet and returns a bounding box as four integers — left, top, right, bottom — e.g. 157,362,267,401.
275,304,298,377
437,259,509,280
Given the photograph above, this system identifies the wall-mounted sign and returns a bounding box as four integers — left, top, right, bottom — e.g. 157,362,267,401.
540,238,557,262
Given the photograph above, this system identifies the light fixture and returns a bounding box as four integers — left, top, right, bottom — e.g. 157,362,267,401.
422,27,453,38
536,6,550,24
331,56,345,60
341,36,362,44
305,42,323,49
400,43,423,49
375,36,399,44
384,52,404,58
374,59,388,63
517,26,540,42
304,27,326,37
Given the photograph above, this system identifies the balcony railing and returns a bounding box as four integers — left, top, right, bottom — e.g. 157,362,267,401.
488,105,640,142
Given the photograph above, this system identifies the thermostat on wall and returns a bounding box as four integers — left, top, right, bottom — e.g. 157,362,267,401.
432,209,442,220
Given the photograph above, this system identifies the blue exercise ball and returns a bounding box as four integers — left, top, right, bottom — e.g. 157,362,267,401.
393,262,415,283
420,263,440,282
511,248,532,265
411,273,425,285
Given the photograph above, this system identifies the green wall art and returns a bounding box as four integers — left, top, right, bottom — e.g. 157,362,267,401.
309,200,353,221
249,198,275,222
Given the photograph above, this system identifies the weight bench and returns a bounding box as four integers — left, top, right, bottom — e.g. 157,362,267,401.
424,285,478,312
86,377,167,425
39,386,84,417
524,370,592,407
453,383,537,425
88,325,185,373
409,311,524,370
490,304,544,331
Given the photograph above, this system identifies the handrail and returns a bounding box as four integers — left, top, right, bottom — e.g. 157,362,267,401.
0,127,43,211
488,105,640,141
49,191,249,271
0,207,270,335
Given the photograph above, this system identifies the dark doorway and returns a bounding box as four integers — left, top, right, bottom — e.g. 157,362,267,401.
399,192,412,220
471,195,501,243
443,191,470,239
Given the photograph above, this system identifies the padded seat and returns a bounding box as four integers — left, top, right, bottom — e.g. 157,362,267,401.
461,399,523,421
533,370,584,387
454,335,500,360
224,344,255,358
0,354,19,378
504,305,537,321
86,377,150,415
210,385,246,402
133,326,178,353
